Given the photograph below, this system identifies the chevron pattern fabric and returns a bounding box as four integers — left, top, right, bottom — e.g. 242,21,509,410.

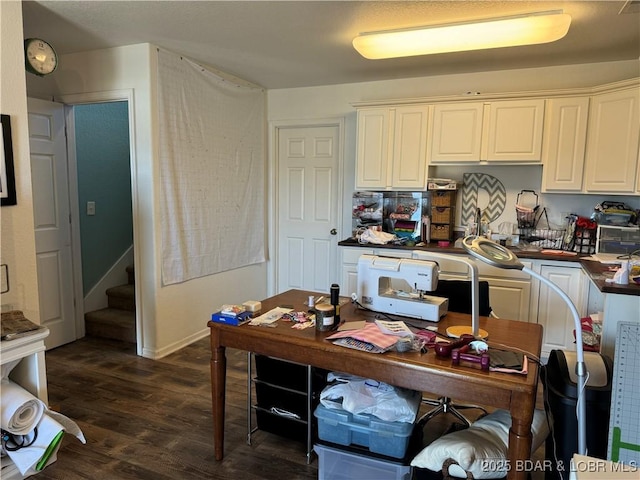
461,173,506,225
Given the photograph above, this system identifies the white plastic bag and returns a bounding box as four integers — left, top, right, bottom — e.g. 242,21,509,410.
358,229,398,245
320,372,421,423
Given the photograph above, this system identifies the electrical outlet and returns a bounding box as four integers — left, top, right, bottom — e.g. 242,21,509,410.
87,201,96,216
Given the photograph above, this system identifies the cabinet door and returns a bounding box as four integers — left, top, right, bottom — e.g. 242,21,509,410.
356,107,391,189
342,264,359,299
429,103,483,163
536,264,586,359
541,97,590,192
486,277,531,322
485,99,545,162
390,105,429,189
584,87,640,193
341,247,373,298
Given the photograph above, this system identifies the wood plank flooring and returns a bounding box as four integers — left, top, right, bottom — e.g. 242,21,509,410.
37,336,547,480
38,337,320,480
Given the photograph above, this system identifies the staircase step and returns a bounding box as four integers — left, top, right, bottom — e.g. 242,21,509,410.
85,308,136,343
106,284,135,311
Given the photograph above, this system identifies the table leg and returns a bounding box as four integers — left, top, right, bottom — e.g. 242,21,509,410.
507,399,534,480
210,332,227,461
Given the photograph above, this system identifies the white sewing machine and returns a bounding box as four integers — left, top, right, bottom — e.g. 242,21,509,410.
357,254,448,321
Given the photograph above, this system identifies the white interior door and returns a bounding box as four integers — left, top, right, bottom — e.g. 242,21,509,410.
28,97,78,349
277,125,341,294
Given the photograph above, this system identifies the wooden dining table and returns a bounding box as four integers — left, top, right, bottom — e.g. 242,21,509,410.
208,289,543,480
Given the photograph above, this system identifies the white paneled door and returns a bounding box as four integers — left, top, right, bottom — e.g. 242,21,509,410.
277,125,340,294
28,98,78,349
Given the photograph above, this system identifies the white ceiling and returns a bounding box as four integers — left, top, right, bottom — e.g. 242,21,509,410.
21,1,640,89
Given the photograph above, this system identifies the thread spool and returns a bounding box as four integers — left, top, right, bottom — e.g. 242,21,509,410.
314,304,335,332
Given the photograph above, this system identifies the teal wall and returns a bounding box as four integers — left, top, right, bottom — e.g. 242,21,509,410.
75,102,132,295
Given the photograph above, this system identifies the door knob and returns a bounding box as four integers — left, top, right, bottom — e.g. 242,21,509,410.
330,229,337,235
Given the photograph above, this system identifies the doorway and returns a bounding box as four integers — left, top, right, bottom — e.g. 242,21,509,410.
28,93,138,352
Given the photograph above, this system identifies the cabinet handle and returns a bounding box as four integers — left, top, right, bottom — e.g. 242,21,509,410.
330,229,337,235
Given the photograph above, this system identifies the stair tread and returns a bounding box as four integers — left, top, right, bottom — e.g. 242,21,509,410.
106,284,135,298
85,308,135,325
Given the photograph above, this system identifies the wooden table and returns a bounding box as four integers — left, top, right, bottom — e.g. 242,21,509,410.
208,289,543,480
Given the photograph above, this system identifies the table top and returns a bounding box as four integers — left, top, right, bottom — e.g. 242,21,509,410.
208,289,543,409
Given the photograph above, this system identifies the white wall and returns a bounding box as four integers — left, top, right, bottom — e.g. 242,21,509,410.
26,44,268,358
267,60,640,239
0,1,41,324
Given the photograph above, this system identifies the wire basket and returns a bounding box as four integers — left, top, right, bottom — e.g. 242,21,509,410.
518,228,567,250
515,190,541,228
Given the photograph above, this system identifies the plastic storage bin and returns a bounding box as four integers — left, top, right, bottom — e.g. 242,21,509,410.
541,350,613,480
315,443,412,480
314,404,414,459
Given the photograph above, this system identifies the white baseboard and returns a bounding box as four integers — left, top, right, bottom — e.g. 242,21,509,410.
141,328,210,359
83,246,134,314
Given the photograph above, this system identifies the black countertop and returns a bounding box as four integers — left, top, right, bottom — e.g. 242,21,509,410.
338,238,640,296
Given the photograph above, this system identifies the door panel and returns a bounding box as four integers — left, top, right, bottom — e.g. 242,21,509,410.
28,98,77,349
277,126,340,293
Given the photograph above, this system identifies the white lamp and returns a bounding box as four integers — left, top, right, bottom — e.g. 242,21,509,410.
353,10,571,59
462,236,588,455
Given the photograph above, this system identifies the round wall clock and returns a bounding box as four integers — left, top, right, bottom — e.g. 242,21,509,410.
24,38,58,76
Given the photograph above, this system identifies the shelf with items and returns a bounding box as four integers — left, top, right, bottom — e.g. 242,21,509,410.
0,328,50,480
428,189,457,242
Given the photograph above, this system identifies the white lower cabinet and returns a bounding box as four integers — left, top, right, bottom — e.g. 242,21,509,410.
530,261,588,360
342,247,532,322
432,255,532,322
341,249,592,361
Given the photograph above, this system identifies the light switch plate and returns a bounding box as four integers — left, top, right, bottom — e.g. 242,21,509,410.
87,201,96,215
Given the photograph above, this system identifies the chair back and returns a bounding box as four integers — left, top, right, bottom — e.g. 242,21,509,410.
430,280,492,317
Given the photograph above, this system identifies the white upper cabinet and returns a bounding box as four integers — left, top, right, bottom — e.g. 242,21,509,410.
430,102,484,162
356,105,429,190
541,97,590,192
485,99,545,162
584,86,640,193
428,99,545,163
355,107,390,189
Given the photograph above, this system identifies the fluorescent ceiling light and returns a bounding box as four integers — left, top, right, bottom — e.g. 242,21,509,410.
353,10,572,59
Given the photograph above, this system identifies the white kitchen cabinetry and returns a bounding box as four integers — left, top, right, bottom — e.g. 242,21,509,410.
355,105,430,190
531,261,587,360
584,85,640,193
429,99,545,164
486,99,545,162
430,102,484,162
428,253,533,322
541,97,590,192
343,247,534,323
342,247,374,298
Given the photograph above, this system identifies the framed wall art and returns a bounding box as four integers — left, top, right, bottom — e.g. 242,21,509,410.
1,114,17,206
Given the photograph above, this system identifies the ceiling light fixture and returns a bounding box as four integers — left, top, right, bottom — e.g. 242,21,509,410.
352,10,572,59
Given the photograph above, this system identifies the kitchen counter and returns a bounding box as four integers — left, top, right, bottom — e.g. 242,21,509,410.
580,258,640,296
339,238,640,297
338,238,586,263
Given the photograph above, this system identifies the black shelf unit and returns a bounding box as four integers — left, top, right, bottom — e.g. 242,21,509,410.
247,354,328,463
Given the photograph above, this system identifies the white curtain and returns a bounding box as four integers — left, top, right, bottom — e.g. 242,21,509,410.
158,49,265,285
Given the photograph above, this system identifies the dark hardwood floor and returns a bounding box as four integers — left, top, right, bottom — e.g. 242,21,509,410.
38,337,320,480
38,336,546,480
